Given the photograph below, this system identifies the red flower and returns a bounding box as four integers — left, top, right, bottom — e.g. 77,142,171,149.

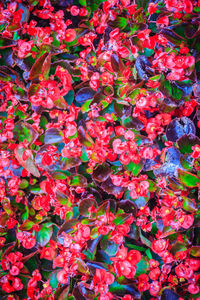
65,29,76,43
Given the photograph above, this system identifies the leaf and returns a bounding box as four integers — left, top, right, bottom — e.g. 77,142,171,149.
135,257,149,277
171,242,187,256
58,286,70,300
44,128,63,144
29,53,51,80
58,219,78,237
60,157,82,170
166,117,196,142
135,55,153,80
160,80,183,100
19,220,35,231
125,161,143,176
122,116,144,130
101,238,119,256
177,134,200,154
0,37,17,49
101,178,125,196
189,246,200,257
160,29,185,46
182,196,197,212
92,164,112,182
36,223,53,247
69,175,87,187
109,16,128,29
109,281,140,298
96,201,110,217
49,271,60,289
174,80,193,97
114,213,131,225
14,122,39,144
177,169,200,188
14,145,40,177
111,54,126,74
78,126,94,147
161,289,179,300
64,90,74,105
79,198,96,217
139,229,152,248
75,87,96,103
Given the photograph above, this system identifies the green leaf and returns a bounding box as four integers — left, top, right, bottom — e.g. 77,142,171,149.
36,223,53,247
135,257,149,277
49,271,59,289
101,237,119,257
69,175,87,187
19,220,35,231
178,169,200,187
126,161,143,176
64,90,74,105
160,80,183,100
182,196,197,212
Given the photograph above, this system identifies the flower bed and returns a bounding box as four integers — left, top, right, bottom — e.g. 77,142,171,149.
0,0,200,299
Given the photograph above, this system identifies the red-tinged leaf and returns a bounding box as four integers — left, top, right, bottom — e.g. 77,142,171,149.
114,213,131,226
78,126,94,147
111,54,125,74
122,116,144,131
159,28,186,46
0,37,17,49
20,265,30,274
0,69,12,81
189,246,200,257
58,219,78,236
22,251,38,262
177,169,200,188
14,145,40,177
160,226,176,238
1,198,12,215
177,134,200,154
3,243,16,257
41,53,51,80
58,286,70,300
44,128,63,144
69,175,87,187
79,198,97,217
29,53,51,80
92,164,112,182
101,178,125,196
0,212,8,226
19,220,35,231
60,157,82,170
28,83,41,98
182,196,197,212
14,122,39,145
171,242,187,256
96,201,110,217
76,258,89,274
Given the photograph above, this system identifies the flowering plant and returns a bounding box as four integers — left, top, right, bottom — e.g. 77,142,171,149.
0,0,200,299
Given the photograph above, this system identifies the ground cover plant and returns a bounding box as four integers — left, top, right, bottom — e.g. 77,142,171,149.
0,0,200,299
